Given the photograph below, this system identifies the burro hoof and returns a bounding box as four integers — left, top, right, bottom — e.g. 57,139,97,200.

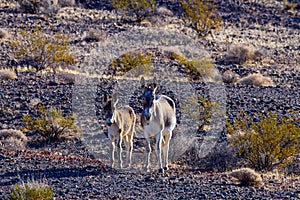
164,166,169,171
158,168,164,174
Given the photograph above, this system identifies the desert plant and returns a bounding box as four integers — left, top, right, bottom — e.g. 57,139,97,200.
109,52,153,76
58,0,75,7
83,29,104,43
171,53,215,80
7,180,54,200
112,0,156,22
180,0,221,37
224,45,264,65
0,69,17,80
17,0,60,15
237,73,274,86
9,27,75,75
222,70,240,84
227,112,300,171
229,167,262,186
23,105,81,141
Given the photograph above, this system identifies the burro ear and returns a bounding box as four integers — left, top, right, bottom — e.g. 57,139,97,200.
104,93,109,102
140,76,145,87
153,76,157,84
112,92,119,109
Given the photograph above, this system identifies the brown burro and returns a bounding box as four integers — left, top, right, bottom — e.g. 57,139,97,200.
103,93,136,169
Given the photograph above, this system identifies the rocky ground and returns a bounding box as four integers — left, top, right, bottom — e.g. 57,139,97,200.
0,0,300,199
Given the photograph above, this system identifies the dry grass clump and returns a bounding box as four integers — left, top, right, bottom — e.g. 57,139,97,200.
237,73,274,86
224,45,264,65
222,70,240,84
229,167,263,186
0,129,28,150
17,0,60,15
83,29,105,43
58,0,76,7
0,29,8,40
0,69,17,80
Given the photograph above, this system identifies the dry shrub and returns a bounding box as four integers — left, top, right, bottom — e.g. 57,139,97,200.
0,69,17,80
58,0,76,7
17,0,60,15
237,73,274,86
222,70,240,84
0,129,28,150
186,141,242,172
229,167,262,186
83,29,105,43
0,29,8,40
224,45,264,65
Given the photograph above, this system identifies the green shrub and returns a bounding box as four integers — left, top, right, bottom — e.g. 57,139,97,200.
110,52,153,76
112,0,156,22
9,27,75,75
7,182,54,200
23,105,81,141
227,112,300,171
171,53,214,80
180,0,221,37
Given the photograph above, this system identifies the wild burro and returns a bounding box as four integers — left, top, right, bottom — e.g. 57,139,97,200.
140,77,176,173
103,93,136,169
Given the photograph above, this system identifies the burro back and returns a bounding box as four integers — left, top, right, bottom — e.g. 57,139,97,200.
103,93,136,169
140,77,176,173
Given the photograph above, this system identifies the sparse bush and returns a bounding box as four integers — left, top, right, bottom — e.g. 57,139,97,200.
112,0,156,22
227,112,300,171
180,0,221,37
186,141,242,172
171,53,215,80
0,28,8,40
23,105,81,141
238,73,274,86
0,69,17,80
224,45,264,65
229,167,262,186
7,180,54,200
17,0,60,15
109,52,153,76
184,95,223,130
0,129,28,150
9,27,75,75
